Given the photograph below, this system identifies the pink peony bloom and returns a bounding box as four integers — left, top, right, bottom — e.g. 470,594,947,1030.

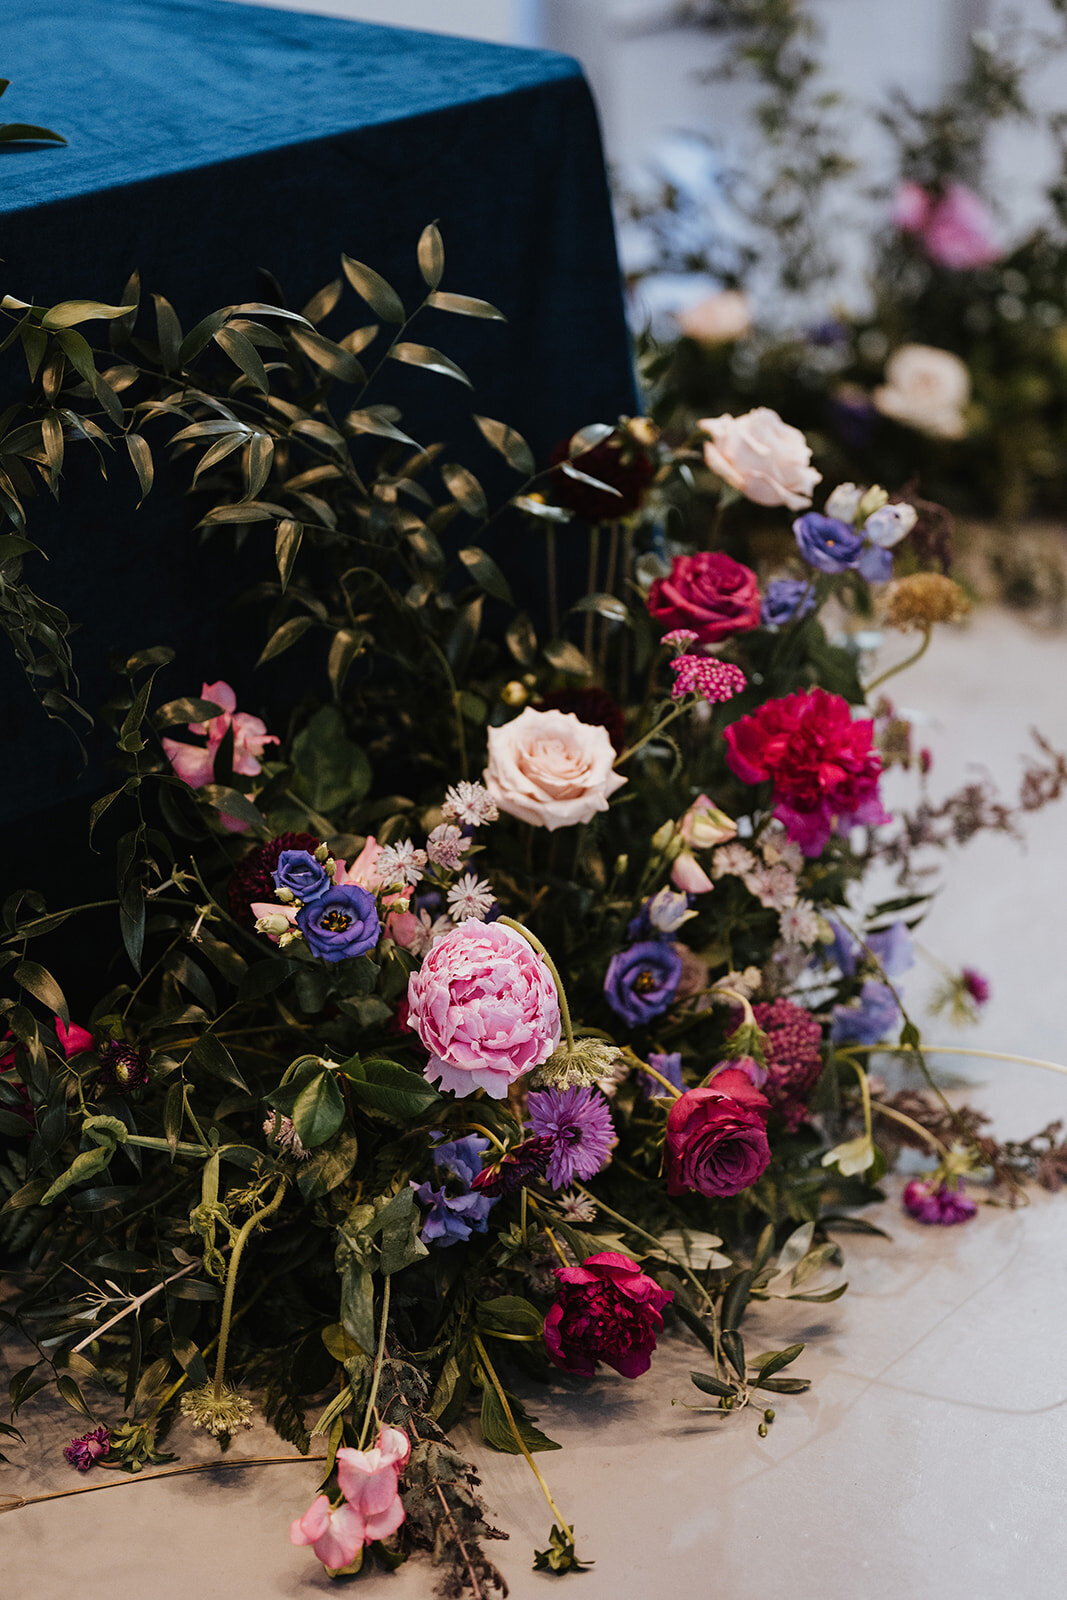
544,1251,672,1379
484,707,626,832
664,1069,771,1198
290,1496,369,1571
893,181,1001,270
407,920,561,1098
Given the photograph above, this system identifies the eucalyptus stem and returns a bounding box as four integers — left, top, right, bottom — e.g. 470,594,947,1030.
212,1179,286,1400
865,625,932,693
497,916,574,1051
357,1274,392,1450
472,1333,573,1541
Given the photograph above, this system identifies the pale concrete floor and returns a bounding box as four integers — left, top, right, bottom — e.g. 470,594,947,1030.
2,607,1065,1600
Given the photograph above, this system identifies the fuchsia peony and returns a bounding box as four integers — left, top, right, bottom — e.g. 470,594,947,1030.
664,1068,771,1198
484,707,626,831
647,550,761,644
893,181,1001,270
406,920,561,1098
724,687,890,856
290,1425,409,1571
544,1251,672,1378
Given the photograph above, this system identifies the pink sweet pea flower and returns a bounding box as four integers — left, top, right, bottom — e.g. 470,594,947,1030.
670,849,714,895
162,680,278,834
290,1495,368,1571
335,1425,410,1542
334,836,387,892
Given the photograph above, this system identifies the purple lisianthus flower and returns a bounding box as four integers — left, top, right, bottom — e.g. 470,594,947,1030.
640,1050,684,1099
63,1426,110,1471
760,577,817,627
273,848,329,903
830,979,900,1045
856,543,893,584
296,883,380,962
527,1086,615,1190
604,940,683,1026
793,512,864,574
413,1134,497,1246
903,1177,977,1225
825,918,913,980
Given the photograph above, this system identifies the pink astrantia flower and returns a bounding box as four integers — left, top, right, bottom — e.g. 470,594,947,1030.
669,654,747,704
544,1251,672,1379
902,1177,977,1225
406,920,561,1098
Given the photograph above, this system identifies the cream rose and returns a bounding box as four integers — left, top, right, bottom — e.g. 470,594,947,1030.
677,289,752,346
699,407,821,510
873,344,970,440
484,707,626,831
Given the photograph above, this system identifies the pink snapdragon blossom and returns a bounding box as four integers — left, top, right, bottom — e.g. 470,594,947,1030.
407,920,561,1098
892,181,1001,270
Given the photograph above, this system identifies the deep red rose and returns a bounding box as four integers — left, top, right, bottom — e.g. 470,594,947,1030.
664,1069,771,1198
647,551,761,644
536,687,626,754
723,686,890,856
544,1251,672,1379
227,832,320,926
548,429,655,523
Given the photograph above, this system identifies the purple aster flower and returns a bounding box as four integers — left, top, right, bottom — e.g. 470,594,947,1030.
902,1177,977,1225
604,940,683,1027
527,1086,616,1190
272,848,329,903
412,1134,497,1246
471,1134,554,1196
64,1426,110,1471
856,543,893,584
761,577,817,628
640,1050,684,1099
961,967,991,1006
296,883,379,962
793,512,864,574
830,979,900,1045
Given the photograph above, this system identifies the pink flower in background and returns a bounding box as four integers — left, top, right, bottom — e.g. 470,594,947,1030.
407,920,561,1098
55,1018,93,1057
334,836,388,893
962,967,991,1006
892,181,1001,270
544,1252,672,1379
162,680,277,832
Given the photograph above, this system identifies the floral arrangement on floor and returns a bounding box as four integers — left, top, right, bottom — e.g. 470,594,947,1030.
0,228,1065,1593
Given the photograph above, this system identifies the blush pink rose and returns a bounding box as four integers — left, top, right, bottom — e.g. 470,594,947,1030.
484,707,626,831
544,1251,673,1379
664,1068,771,1198
647,550,761,644
407,920,561,1098
699,407,821,510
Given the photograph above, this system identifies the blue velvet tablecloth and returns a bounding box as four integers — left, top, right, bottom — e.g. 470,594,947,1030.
0,0,635,859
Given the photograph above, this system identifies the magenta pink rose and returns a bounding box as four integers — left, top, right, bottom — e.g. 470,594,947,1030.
544,1251,673,1379
406,920,561,1098
665,1068,771,1198
647,551,761,644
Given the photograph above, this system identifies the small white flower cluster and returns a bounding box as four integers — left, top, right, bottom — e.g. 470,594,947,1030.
376,783,501,954
711,827,825,951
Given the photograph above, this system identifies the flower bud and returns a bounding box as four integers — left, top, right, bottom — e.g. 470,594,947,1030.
256,912,292,936
274,886,295,904
313,841,331,862
856,484,889,520
500,680,528,707
824,482,864,523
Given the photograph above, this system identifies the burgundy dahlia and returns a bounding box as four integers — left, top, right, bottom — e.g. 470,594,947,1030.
471,1135,554,1197
537,688,626,754
98,1040,150,1093
751,998,825,1130
227,832,320,926
548,428,655,523
544,1251,672,1379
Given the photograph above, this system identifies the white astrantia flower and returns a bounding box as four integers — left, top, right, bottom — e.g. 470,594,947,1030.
376,839,428,887
758,823,805,874
711,842,758,880
446,872,495,921
778,901,822,947
647,886,697,933
441,780,499,827
425,823,470,871
743,861,798,912
824,482,864,523
557,1191,598,1223
711,966,762,1000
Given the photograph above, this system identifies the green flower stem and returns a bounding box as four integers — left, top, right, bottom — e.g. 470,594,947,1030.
838,1054,874,1148
862,1042,1067,1078
864,625,932,694
0,1452,329,1515
869,1099,951,1162
123,1134,212,1158
613,700,689,767
572,1184,719,1330
212,1179,286,1401
583,525,599,659
497,916,574,1052
472,1332,573,1541
357,1273,392,1450
70,1263,198,1355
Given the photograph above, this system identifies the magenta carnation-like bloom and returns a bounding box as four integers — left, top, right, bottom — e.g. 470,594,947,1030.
526,1085,615,1189
902,1178,977,1226
544,1251,673,1379
64,1425,110,1471
724,686,890,856
665,1069,771,1198
647,550,761,644
751,998,824,1130
961,967,991,1006
669,654,747,704
407,920,561,1098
